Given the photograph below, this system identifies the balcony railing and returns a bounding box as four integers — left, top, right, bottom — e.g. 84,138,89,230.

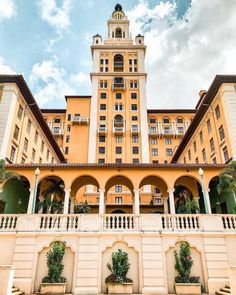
98,125,107,135
52,128,64,136
113,127,125,134
112,83,125,90
131,125,139,134
1,214,236,233
72,116,89,125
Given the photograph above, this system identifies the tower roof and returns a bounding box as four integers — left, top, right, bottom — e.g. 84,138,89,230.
115,3,123,11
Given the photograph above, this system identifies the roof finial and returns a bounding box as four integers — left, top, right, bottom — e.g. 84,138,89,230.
115,3,123,11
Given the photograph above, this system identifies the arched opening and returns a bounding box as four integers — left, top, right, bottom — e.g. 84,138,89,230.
139,175,168,214
71,175,100,214
111,209,126,214
113,77,124,89
114,54,124,72
36,176,65,214
115,27,122,38
0,176,30,213
174,176,203,213
105,175,134,214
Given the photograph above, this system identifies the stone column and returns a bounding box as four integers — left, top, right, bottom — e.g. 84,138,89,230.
206,189,212,214
27,188,35,214
163,197,169,214
0,265,15,295
70,197,75,214
99,189,105,214
133,189,140,214
63,188,71,214
168,189,175,214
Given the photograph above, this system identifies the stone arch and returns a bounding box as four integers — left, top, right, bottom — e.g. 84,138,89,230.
115,27,122,38
0,175,30,214
105,175,134,195
114,54,124,72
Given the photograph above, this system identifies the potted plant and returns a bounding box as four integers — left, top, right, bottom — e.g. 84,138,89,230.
105,249,133,294
40,241,67,294
174,242,201,294
74,200,91,213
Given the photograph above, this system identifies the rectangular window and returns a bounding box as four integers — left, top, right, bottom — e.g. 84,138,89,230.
193,141,197,152
100,59,104,65
39,157,42,164
31,148,36,161
131,93,137,99
41,141,44,153
133,158,139,163
210,138,215,152
21,157,25,164
116,93,122,99
46,149,50,161
115,185,122,193
115,197,122,204
202,148,206,162
166,148,172,156
132,135,138,143
23,138,28,152
116,147,122,154
67,114,71,121
105,67,108,72
176,118,183,124
132,116,138,121
165,138,171,145
219,125,225,141
212,157,217,164
188,149,191,160
105,59,109,65
99,136,106,142
26,119,31,133
199,131,203,144
195,157,199,164
151,138,157,145
222,146,229,162
132,147,139,154
100,116,106,121
129,59,132,65
10,146,16,162
131,104,137,110
66,135,70,143
34,131,38,144
215,105,221,119
17,105,23,119
207,119,212,133
98,158,105,164
163,118,170,124
99,147,105,154
116,136,122,143
100,92,106,99
54,118,60,123
13,125,19,140
67,125,71,132
152,148,158,156
115,158,122,164
100,104,106,110
65,147,69,154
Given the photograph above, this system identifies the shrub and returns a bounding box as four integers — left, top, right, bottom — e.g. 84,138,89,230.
105,249,133,284
174,242,200,284
42,241,67,283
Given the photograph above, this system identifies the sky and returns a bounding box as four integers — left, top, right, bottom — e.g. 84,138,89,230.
0,0,236,109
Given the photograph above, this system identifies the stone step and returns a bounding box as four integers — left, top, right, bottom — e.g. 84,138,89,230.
216,291,231,295
12,286,24,295
225,285,230,289
220,287,231,293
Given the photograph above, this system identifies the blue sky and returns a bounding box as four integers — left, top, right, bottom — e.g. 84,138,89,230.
0,0,236,109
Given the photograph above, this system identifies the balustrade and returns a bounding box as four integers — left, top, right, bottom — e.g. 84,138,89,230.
222,215,236,230
102,214,139,230
161,214,201,231
0,215,18,231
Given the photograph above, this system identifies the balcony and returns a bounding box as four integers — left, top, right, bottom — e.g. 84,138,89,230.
1,214,236,233
149,128,160,136
114,62,124,72
131,125,139,135
113,126,125,135
52,128,64,137
72,115,89,125
112,78,125,90
98,124,107,135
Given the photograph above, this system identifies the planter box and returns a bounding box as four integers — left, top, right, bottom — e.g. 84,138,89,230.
107,283,133,294
174,283,201,294
40,283,67,294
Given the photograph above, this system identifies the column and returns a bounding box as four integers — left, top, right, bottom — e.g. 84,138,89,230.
99,189,105,214
63,188,71,214
163,197,169,214
70,197,75,214
27,188,35,214
133,189,140,214
206,189,212,214
168,189,175,214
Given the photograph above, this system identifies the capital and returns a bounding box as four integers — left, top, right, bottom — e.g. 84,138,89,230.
133,189,140,194
167,188,175,194
64,188,71,193
99,188,105,193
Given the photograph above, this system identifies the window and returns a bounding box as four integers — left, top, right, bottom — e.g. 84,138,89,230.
210,138,215,152
100,116,106,121
98,158,105,164
105,67,108,72
183,157,186,164
115,158,122,164
41,141,44,153
212,157,217,164
222,146,229,162
54,118,60,123
163,118,170,124
10,146,16,162
100,59,104,65
133,158,139,163
100,104,106,110
105,59,108,65
101,93,106,99
132,116,138,121
17,105,23,119
115,197,122,204
99,147,105,154
116,93,122,99
39,157,42,164
67,125,71,132
195,157,199,164
149,118,156,124
131,104,137,110
151,138,157,145
193,141,197,152
165,138,171,145
130,80,138,88
31,149,36,161
207,119,212,133
132,135,138,143
21,157,25,164
13,125,19,140
26,119,31,133
67,114,71,121
176,118,183,124
131,93,137,99
152,160,159,164
202,148,206,162
115,185,122,193
23,138,28,152
66,135,70,143
152,148,158,156
132,147,139,154
116,147,122,154
100,80,108,88
166,148,172,156
65,147,69,154
219,125,225,141
215,105,221,119
99,136,106,142
177,126,184,134
46,149,50,161
188,149,191,161
51,157,54,163
116,136,122,143
199,131,203,144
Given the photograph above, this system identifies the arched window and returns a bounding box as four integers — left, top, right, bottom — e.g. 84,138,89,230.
114,77,124,89
114,54,124,72
115,28,122,38
149,117,156,124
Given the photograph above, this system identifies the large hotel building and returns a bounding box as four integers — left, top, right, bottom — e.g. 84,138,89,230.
0,4,236,295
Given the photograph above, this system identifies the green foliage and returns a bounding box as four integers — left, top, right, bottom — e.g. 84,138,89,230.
74,200,91,214
105,249,133,284
37,196,63,214
218,161,236,194
42,241,67,284
0,159,18,184
176,197,199,214
174,242,200,284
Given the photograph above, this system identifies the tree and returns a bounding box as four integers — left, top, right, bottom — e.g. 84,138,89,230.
74,200,91,214
217,161,236,195
0,159,18,185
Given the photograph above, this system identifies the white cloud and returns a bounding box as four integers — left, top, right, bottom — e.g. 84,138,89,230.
128,0,236,109
0,57,16,74
29,59,90,106
37,0,73,30
0,0,16,21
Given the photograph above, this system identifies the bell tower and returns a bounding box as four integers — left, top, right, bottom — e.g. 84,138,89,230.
88,4,150,164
